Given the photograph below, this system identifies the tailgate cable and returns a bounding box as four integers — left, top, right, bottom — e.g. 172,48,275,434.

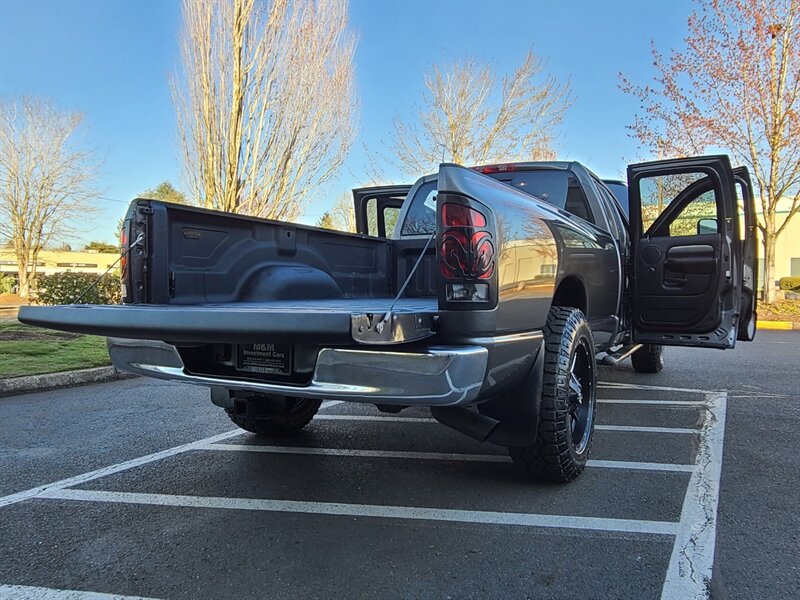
377,230,436,333
70,233,145,304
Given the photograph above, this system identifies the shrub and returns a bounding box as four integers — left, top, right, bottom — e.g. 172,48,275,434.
35,272,121,305
0,274,15,294
779,277,800,291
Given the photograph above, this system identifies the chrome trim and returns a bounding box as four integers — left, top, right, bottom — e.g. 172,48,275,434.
350,312,435,344
107,338,488,406
466,330,544,345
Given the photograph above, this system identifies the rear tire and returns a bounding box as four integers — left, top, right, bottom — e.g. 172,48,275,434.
508,306,597,483
631,344,664,373
225,395,322,436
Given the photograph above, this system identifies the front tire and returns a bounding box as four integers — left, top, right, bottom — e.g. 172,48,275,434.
631,344,664,373
225,395,322,436
508,306,597,483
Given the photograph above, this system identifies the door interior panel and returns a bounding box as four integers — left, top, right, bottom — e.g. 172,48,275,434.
635,235,722,330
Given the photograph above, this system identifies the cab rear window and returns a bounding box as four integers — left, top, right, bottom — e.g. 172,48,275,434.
400,169,590,235
400,180,438,235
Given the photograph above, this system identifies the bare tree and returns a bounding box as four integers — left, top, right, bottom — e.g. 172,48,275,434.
173,0,357,221
315,192,356,232
620,0,800,303
391,50,572,176
0,98,101,298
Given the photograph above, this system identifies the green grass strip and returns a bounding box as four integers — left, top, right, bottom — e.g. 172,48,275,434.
0,322,110,378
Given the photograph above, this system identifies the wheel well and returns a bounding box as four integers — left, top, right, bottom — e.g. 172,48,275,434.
551,276,587,315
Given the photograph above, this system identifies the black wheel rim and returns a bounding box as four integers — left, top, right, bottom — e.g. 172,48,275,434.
566,337,595,454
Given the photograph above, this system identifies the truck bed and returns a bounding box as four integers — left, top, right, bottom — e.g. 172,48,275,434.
19,298,438,344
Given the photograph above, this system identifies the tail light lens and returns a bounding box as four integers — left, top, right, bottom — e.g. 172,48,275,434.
440,229,494,280
120,223,129,300
442,204,486,228
438,200,495,303
120,225,128,274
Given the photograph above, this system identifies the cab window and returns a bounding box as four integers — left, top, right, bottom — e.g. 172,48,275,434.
638,172,719,237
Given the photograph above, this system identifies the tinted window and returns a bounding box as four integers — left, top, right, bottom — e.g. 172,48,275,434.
636,172,719,237
400,170,594,235
605,182,629,216
596,185,623,242
366,196,404,238
400,180,437,235
492,170,569,208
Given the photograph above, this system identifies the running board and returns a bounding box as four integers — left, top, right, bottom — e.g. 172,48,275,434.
598,344,643,366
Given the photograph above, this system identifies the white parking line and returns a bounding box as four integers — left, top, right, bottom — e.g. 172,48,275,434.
197,443,696,472
599,382,711,395
661,391,728,600
320,400,344,409
598,399,707,407
596,425,697,434
36,488,680,536
0,401,346,510
589,460,696,473
0,584,162,600
0,429,245,509
315,414,699,434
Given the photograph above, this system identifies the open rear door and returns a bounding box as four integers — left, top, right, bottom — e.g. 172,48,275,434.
353,185,411,238
733,166,758,340
627,155,743,349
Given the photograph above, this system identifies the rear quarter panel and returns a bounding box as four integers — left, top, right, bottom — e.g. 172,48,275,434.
435,165,614,339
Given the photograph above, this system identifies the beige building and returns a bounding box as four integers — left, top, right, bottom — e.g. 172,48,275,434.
755,199,800,288
0,249,120,279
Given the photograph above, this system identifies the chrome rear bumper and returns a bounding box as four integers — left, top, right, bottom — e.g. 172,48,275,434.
107,338,488,406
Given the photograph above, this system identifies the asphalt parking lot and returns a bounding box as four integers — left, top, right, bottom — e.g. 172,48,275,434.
0,330,797,599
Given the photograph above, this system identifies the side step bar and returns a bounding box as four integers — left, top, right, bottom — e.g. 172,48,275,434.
598,344,643,366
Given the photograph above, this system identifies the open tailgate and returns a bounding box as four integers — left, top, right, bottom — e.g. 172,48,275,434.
18,298,438,345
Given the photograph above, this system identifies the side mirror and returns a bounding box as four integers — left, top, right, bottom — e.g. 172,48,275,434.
697,218,717,235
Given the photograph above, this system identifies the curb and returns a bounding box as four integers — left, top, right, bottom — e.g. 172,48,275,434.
757,320,799,330
0,366,137,398
0,306,20,320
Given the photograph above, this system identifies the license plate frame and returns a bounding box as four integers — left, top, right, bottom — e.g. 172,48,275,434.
236,343,292,376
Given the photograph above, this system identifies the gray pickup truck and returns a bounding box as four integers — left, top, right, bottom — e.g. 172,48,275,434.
20,155,757,482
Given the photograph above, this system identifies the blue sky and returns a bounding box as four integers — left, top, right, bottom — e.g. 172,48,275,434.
0,0,692,244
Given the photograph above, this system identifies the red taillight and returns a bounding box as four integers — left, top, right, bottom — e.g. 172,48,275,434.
439,202,495,284
442,203,486,228
120,226,128,275
473,163,516,175
471,231,495,279
440,230,468,278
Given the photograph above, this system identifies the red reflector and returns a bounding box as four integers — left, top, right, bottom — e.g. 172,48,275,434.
474,163,516,174
120,226,128,274
442,203,486,228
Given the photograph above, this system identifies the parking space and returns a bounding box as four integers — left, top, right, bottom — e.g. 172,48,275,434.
0,377,728,600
